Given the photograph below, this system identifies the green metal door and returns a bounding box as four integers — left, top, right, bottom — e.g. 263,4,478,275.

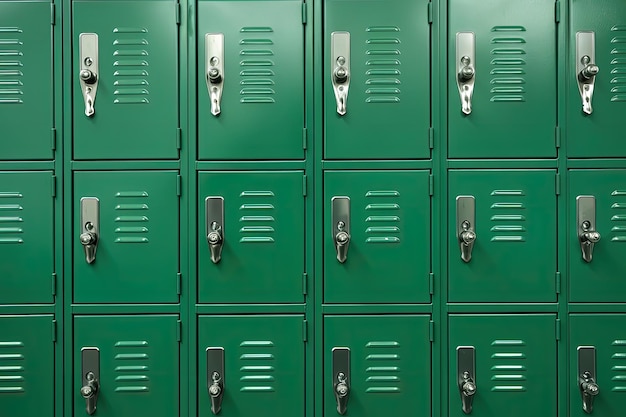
324,315,431,417
72,0,179,160
0,172,54,304
449,314,557,417
569,170,626,302
448,169,557,302
0,315,54,417
568,0,626,158
0,1,54,160
73,171,179,303
198,315,305,417
73,315,179,417
448,0,557,158
570,314,626,417
198,171,305,303
324,0,430,160
197,0,305,160
324,170,431,303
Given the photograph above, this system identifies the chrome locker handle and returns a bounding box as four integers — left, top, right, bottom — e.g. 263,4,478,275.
457,346,476,414
80,348,100,415
79,33,99,117
456,196,476,263
332,348,350,415
577,196,601,263
205,197,224,264
331,32,350,116
576,32,599,115
206,33,224,116
578,346,600,414
207,347,225,415
332,197,351,263
456,32,475,115
80,197,99,264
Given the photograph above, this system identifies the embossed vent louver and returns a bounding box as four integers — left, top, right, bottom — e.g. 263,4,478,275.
114,340,150,393
365,26,402,104
489,190,526,242
0,26,24,105
114,191,150,244
610,25,626,103
490,339,527,393
490,26,527,103
239,27,276,104
113,27,150,105
364,190,401,244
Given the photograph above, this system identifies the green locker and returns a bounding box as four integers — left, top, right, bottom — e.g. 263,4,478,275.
568,0,626,158
198,315,305,417
324,170,431,304
448,169,557,302
73,171,179,303
72,0,179,160
197,0,305,160
448,0,557,158
0,171,54,304
73,315,179,417
324,0,430,160
0,315,54,417
0,1,54,160
449,314,557,417
569,170,626,302
198,171,305,304
324,315,431,417
570,314,626,417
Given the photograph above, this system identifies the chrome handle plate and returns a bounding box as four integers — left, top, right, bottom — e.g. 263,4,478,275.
456,196,476,263
457,346,476,414
576,31,599,115
331,32,350,116
577,196,601,263
332,347,350,415
80,197,99,264
578,346,600,414
206,33,225,116
207,347,225,415
332,197,351,263
79,33,99,117
205,197,224,264
456,32,475,115
80,347,100,416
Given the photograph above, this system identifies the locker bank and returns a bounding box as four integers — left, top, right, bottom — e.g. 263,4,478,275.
1,0,625,416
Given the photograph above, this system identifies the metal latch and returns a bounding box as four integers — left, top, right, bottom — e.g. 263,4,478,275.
578,346,600,414
577,196,601,263
80,347,100,415
331,32,350,116
576,32,599,115
332,197,351,263
457,196,476,263
80,197,99,264
206,33,224,116
79,33,99,117
457,346,476,414
332,347,350,415
206,347,225,415
205,197,224,264
456,32,475,115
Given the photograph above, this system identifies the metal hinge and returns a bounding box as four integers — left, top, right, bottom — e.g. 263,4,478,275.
429,321,434,342
51,176,56,197
303,175,308,196
303,320,308,342
51,2,56,25
556,319,561,340
555,1,561,23
429,175,434,196
302,273,308,295
555,126,561,148
177,175,182,196
427,2,433,24
429,273,434,295
52,273,57,296
555,173,561,195
176,128,182,150
177,320,182,342
302,2,307,24
177,273,182,295
302,128,308,150
556,271,561,294
52,320,57,342
51,128,56,150
176,2,181,25
429,127,434,149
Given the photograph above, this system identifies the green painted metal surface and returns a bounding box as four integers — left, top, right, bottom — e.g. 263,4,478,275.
569,170,626,302
73,315,179,417
0,315,54,417
448,0,557,158
324,0,431,160
0,171,54,304
324,315,431,417
568,0,626,158
0,1,53,160
72,0,179,160
197,171,305,303
324,170,431,303
73,171,179,303
197,0,305,160
448,314,557,417
448,169,557,302
198,315,305,417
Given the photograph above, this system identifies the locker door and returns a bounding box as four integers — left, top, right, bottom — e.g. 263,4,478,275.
449,314,556,417
570,314,626,417
73,315,179,417
448,170,557,302
73,171,179,303
72,0,178,160
324,170,431,304
448,0,557,158
0,172,54,304
0,1,54,160
197,0,305,160
324,315,431,417
569,170,626,302
198,171,305,304
198,315,305,417
568,0,626,157
0,315,54,417
324,0,430,160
